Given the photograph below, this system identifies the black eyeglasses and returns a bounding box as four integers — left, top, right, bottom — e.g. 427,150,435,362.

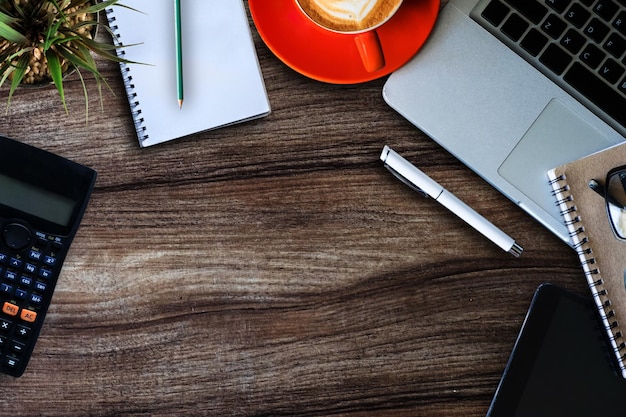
589,166,626,241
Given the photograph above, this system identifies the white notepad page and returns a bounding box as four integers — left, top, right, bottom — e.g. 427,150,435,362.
107,0,271,147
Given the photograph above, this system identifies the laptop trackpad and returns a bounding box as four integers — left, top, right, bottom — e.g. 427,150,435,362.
498,99,614,214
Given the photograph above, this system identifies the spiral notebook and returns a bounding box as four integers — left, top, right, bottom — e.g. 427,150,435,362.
548,142,626,379
106,0,270,147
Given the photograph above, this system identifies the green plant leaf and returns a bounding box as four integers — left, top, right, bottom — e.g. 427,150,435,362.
45,50,68,113
0,14,27,44
1,0,144,119
5,53,29,111
58,43,95,73
72,66,91,124
77,0,121,15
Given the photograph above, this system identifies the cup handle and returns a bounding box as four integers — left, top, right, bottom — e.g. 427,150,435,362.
354,30,385,73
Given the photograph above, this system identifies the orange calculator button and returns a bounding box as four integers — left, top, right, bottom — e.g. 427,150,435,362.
20,309,37,323
2,302,19,317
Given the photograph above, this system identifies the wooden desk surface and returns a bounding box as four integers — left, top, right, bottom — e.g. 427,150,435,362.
1,3,585,416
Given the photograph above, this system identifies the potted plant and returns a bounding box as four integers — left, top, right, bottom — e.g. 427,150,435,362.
0,0,132,114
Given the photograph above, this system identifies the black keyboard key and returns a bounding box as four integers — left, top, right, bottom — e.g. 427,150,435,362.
604,32,626,57
619,76,626,93
545,0,573,13
581,0,595,5
504,0,549,24
593,0,619,21
564,62,626,128
502,13,530,41
566,3,592,28
482,0,511,26
599,58,626,83
585,18,611,42
615,11,626,35
581,43,607,68
542,13,568,38
522,28,549,55
562,28,587,53
540,43,573,74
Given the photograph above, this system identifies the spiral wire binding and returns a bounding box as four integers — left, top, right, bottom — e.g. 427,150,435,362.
105,9,148,143
549,173,626,373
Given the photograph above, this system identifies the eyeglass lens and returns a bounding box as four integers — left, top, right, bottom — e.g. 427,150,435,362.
606,169,626,239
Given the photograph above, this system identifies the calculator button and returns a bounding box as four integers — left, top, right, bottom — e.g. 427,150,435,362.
0,319,11,332
4,356,20,370
4,356,19,369
9,258,22,269
34,281,46,292
29,294,42,306
15,325,31,339
24,263,36,274
0,283,12,295
14,289,27,300
10,341,25,355
38,269,52,279
4,271,16,281
0,336,6,347
20,309,37,323
19,276,32,287
29,250,42,261
2,223,32,251
43,256,56,266
2,302,19,317
0,254,7,264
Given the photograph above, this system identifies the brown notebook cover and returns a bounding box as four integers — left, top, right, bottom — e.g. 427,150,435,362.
548,142,626,378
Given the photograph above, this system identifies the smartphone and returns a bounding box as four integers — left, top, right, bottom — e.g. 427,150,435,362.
486,283,626,416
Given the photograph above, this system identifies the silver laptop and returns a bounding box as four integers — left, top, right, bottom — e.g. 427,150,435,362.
383,0,626,245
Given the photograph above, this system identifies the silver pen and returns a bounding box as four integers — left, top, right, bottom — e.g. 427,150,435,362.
381,145,523,257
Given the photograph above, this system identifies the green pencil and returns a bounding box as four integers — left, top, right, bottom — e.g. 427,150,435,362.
175,0,183,108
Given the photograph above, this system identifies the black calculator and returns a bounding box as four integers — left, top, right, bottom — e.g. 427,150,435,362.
0,136,96,377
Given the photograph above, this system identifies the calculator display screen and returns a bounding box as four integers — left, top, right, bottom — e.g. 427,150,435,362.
0,173,75,227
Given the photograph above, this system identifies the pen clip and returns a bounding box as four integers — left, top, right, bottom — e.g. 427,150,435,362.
384,164,429,198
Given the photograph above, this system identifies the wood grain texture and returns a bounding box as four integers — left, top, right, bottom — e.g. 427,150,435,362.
0,2,586,416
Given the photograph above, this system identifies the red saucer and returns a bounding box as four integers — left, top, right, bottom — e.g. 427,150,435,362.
249,0,440,84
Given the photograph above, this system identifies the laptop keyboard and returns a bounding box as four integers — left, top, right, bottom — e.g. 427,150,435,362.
472,0,626,132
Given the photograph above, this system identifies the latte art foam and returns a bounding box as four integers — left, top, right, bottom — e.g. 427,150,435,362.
297,0,403,32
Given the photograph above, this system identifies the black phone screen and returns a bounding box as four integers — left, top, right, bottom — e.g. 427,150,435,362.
487,284,626,416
